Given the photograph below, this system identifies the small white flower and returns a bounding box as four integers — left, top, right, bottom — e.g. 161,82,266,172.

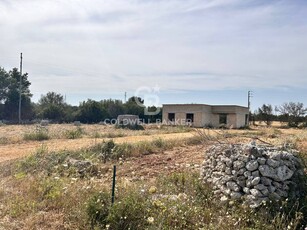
147,217,154,224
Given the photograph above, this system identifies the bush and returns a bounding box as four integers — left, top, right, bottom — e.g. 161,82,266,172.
106,192,149,230
88,140,117,162
86,191,111,229
23,125,49,141
65,127,83,139
112,143,133,159
115,123,144,130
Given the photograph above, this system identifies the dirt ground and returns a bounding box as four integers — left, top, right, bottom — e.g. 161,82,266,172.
0,132,194,163
0,124,306,164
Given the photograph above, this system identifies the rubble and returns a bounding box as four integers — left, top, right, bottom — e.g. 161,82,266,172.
201,144,304,208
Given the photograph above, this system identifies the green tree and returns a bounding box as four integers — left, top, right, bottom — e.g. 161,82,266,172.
0,67,10,104
124,96,145,119
276,102,307,127
77,99,107,123
0,67,33,120
101,99,124,119
37,92,66,121
257,104,274,126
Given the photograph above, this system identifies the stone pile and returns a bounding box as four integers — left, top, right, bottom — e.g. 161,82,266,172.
201,143,304,208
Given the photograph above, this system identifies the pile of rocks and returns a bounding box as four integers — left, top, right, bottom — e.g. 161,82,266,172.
201,143,304,208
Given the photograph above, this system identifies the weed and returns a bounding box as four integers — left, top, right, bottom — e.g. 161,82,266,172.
65,127,83,139
86,191,111,229
23,125,49,141
152,137,168,149
0,136,8,144
106,192,149,230
112,143,133,159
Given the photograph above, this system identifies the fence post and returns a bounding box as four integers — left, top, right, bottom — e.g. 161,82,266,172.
111,165,116,205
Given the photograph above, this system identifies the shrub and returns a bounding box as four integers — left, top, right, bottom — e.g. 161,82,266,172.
23,125,49,141
112,143,133,159
86,191,111,229
88,140,117,162
106,192,149,229
152,137,168,149
115,123,144,130
65,127,83,139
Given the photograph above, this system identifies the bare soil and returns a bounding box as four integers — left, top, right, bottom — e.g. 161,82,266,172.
0,132,194,163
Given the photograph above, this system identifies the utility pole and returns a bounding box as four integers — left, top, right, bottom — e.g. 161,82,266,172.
124,92,127,103
247,91,253,125
18,53,23,124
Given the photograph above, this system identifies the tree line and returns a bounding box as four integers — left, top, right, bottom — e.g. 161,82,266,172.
1,66,306,126
253,103,307,127
0,67,161,123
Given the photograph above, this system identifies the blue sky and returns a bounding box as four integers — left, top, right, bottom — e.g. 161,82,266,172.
0,0,306,111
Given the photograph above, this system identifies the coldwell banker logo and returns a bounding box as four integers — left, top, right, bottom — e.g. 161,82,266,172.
134,86,161,115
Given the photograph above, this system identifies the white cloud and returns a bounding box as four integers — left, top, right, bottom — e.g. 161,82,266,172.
0,0,307,102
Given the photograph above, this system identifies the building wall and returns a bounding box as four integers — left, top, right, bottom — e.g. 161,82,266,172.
236,112,248,128
162,104,249,128
162,104,211,127
211,114,237,128
228,114,237,128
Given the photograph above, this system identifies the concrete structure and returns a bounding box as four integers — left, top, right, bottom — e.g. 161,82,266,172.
117,114,140,125
162,104,249,128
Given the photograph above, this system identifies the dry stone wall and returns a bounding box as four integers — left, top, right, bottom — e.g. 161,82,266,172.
201,144,304,208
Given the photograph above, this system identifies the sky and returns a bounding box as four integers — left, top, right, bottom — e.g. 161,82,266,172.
0,0,307,112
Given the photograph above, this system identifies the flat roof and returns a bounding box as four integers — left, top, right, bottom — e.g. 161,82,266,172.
162,104,248,109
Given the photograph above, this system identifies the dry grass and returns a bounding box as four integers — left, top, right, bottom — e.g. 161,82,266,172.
0,125,306,229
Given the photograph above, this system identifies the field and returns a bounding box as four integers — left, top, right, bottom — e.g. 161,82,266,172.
0,124,306,229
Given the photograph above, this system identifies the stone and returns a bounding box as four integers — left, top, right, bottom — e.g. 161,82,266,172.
257,157,266,165
243,187,250,194
217,162,226,170
225,160,233,167
260,177,272,186
245,194,256,201
201,143,303,209
230,192,243,199
250,189,263,197
267,159,280,168
222,188,231,195
254,184,266,191
246,160,259,171
258,165,276,179
237,180,246,188
220,195,228,202
233,160,245,170
272,181,282,189
276,165,294,181
226,181,241,192
268,186,276,193
261,188,269,196
244,171,252,178
237,168,246,175
251,170,260,177
250,147,261,157
251,177,261,186
225,167,232,175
